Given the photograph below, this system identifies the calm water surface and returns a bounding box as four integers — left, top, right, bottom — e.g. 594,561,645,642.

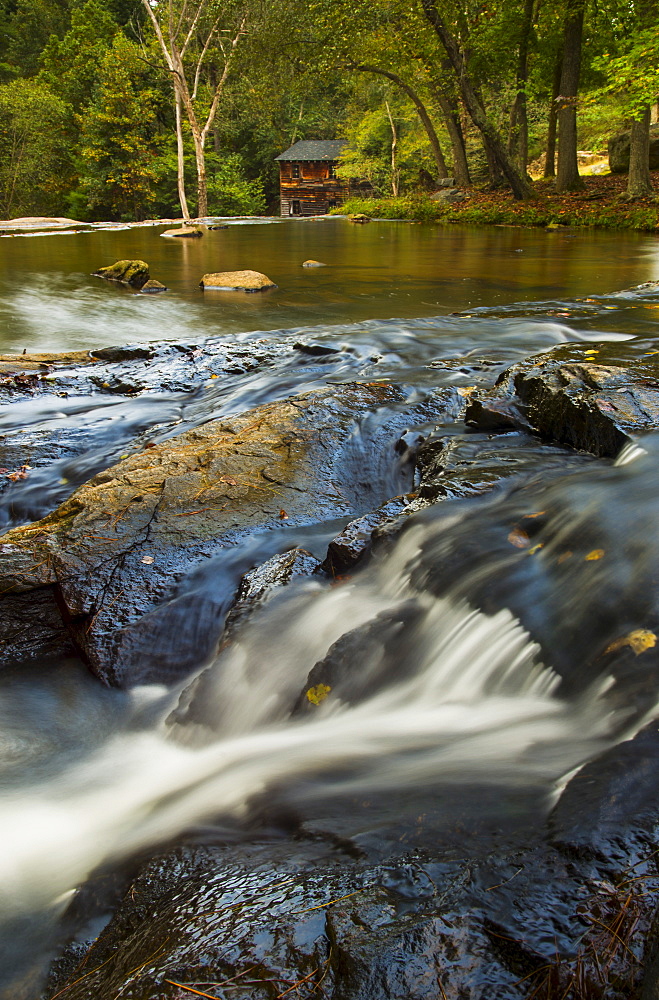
0,218,658,352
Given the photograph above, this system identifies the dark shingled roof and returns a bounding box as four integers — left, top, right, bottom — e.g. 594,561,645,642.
275,140,348,162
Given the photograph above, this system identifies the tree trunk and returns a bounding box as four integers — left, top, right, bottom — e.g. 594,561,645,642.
385,100,399,196
544,53,562,178
556,0,586,192
627,105,654,199
191,128,208,217
174,90,190,222
437,91,471,186
508,0,534,174
420,0,532,200
353,63,448,179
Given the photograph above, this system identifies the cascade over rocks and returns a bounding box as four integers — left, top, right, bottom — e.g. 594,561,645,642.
48,723,659,1000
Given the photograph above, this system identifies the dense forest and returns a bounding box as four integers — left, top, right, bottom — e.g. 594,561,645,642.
0,0,656,221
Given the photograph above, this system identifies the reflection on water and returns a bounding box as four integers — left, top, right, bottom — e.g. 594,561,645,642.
0,219,657,352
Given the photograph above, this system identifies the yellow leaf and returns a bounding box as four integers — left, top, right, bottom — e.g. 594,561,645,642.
604,629,657,656
457,386,477,397
527,543,544,555
306,683,331,705
585,549,605,561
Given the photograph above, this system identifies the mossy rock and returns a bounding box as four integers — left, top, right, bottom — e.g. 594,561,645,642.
92,260,149,288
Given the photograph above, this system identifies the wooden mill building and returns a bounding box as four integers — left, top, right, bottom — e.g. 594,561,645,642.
275,139,350,217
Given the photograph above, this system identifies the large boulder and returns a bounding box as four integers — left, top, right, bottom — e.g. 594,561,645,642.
92,260,150,288
199,269,277,291
608,124,659,173
0,383,451,686
465,352,659,457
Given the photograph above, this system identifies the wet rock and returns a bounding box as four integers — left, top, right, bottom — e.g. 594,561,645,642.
412,429,584,507
349,213,371,223
0,588,75,665
0,350,95,366
50,724,659,1000
138,279,167,294
302,259,327,267
223,547,321,636
321,495,414,576
199,269,277,292
465,354,659,457
92,260,150,289
160,226,203,238
294,600,425,715
0,383,426,686
90,345,154,362
90,374,145,395
293,341,339,356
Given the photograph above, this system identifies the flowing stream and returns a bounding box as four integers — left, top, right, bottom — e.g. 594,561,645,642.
2,218,659,995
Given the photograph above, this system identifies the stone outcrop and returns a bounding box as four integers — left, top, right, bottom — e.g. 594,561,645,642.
608,124,659,173
199,269,277,291
0,383,446,686
92,260,150,288
465,353,659,456
302,259,327,267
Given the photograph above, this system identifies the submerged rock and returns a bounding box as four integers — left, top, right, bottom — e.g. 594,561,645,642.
465,353,659,457
92,260,150,288
199,269,277,292
138,279,167,294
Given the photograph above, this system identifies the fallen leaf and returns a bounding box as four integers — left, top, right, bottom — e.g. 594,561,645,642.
604,629,657,656
508,528,530,548
522,511,546,519
219,475,238,486
306,684,331,705
585,549,604,561
141,555,154,564
457,386,477,397
209,373,219,379
279,509,289,519
527,543,544,555
557,550,573,564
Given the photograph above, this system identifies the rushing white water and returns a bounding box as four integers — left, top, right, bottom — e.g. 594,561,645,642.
0,513,641,922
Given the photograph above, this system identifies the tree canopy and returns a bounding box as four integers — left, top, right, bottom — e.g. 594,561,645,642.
0,0,655,220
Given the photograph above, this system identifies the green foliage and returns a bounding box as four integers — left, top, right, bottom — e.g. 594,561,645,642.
39,0,117,109
5,0,70,75
334,191,659,231
77,34,165,220
206,152,266,216
0,77,72,217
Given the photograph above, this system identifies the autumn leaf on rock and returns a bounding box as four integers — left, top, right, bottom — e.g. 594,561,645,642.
604,629,657,656
306,684,331,705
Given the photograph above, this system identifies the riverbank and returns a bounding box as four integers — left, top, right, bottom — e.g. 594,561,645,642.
334,171,659,230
